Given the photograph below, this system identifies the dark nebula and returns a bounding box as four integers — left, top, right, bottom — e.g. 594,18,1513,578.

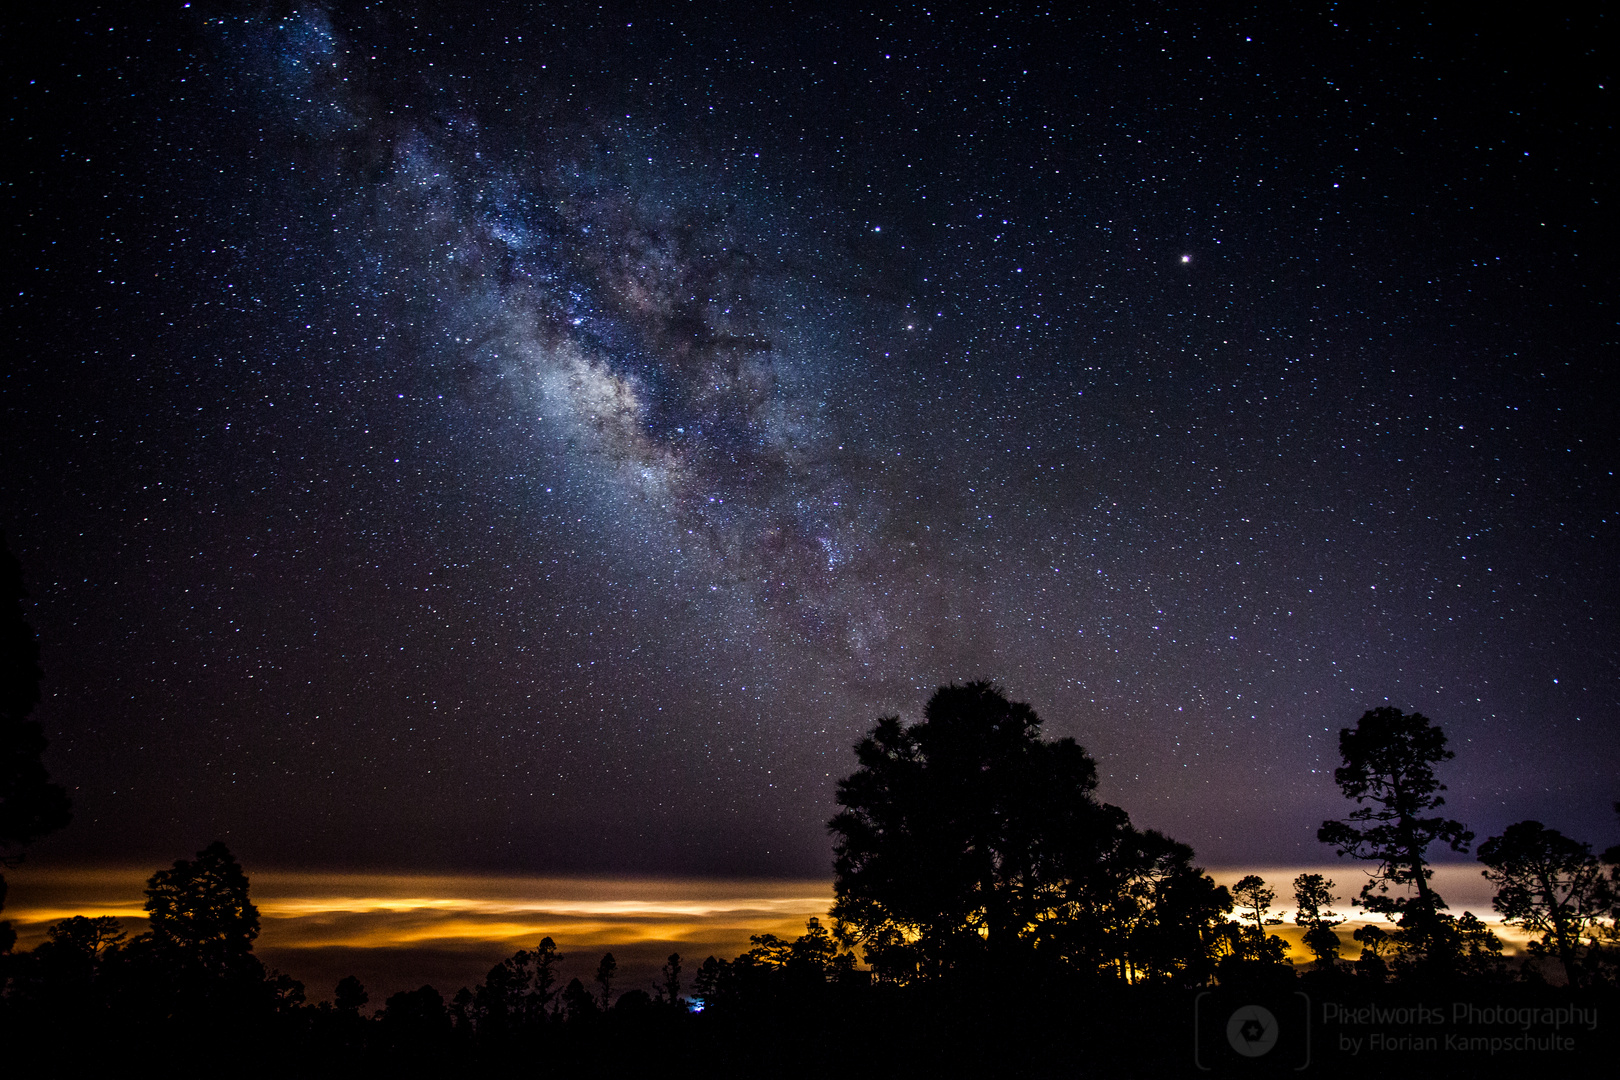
4,5,1616,877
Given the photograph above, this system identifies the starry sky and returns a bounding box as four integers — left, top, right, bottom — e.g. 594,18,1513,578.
5,4,1616,880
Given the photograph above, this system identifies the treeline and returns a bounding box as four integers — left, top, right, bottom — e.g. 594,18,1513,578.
1,675,1617,1073
825,685,1620,990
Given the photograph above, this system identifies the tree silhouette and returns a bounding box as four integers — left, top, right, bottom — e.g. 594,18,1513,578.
0,537,71,951
378,984,452,1056
470,936,565,1038
742,916,852,981
1606,802,1620,955
46,914,126,963
1232,875,1276,935
829,682,1142,981
657,952,682,1005
8,914,125,1011
612,987,653,1018
1292,873,1345,967
473,946,533,1036
688,918,861,1015
1058,828,1232,985
594,951,617,1010
1317,707,1472,954
1478,820,1613,986
334,974,369,1015
1228,875,1289,965
142,840,262,986
561,977,599,1021
1351,924,1392,981
1449,911,1507,982
531,935,564,1015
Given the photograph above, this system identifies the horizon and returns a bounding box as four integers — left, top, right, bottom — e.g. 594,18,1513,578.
2,858,1540,1005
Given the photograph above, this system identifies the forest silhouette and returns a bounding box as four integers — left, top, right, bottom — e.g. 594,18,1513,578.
3,541,1618,1076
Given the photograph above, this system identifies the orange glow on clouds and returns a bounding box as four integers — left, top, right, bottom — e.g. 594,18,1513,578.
3,866,835,957
6,864,1523,952
1,863,1530,1004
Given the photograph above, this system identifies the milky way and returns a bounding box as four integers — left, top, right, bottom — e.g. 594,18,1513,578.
239,8,969,676
5,5,1616,876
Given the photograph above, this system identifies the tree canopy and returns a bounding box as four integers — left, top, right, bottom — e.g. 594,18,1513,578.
1292,874,1345,967
1229,874,1290,967
135,839,287,1014
1479,820,1614,986
828,681,1229,984
1317,706,1472,943
144,840,262,974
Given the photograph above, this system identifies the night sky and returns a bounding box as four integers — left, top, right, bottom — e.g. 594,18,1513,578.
5,4,1616,882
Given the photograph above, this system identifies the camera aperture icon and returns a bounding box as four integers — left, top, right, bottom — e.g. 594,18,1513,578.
1226,1004,1280,1058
